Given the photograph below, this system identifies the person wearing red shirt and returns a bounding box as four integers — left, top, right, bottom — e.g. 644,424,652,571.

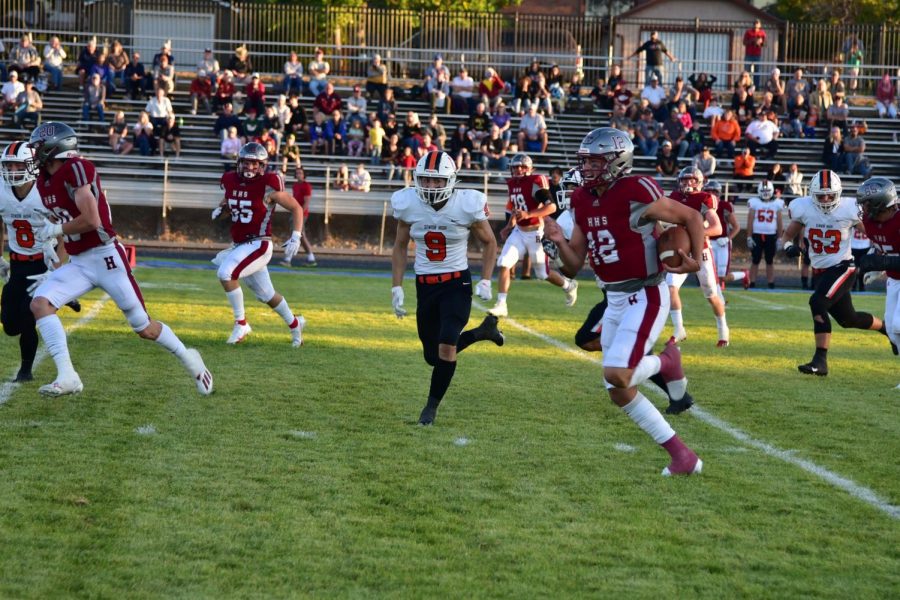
743,19,766,88
314,82,342,118
287,167,316,266
244,73,266,116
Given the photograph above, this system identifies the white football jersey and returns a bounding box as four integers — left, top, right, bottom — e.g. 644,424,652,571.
392,187,488,275
788,195,860,269
747,196,784,235
0,181,48,256
557,209,575,241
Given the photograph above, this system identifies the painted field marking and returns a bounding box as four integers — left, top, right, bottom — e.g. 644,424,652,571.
473,301,900,520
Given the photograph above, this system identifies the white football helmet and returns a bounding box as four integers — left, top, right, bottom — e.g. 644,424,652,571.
577,127,633,188
1,141,37,186
677,166,704,194
809,169,842,214
414,151,457,206
556,167,582,211
757,180,775,201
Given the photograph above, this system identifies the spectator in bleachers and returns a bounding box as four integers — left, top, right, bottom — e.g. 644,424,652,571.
467,102,492,148
189,70,213,115
0,71,25,123
733,146,756,188
108,111,133,155
513,74,531,116
667,76,694,116
426,66,450,113
692,145,716,179
842,122,872,176
745,111,780,159
764,67,786,114
152,41,174,70
451,67,476,114
334,164,350,191
401,111,424,153
826,95,850,132
589,76,606,110
92,51,117,95
283,51,304,97
655,140,678,180
281,133,301,173
213,70,235,112
640,74,667,122
153,54,175,95
766,162,787,196
479,67,506,110
243,107,264,139
608,102,633,136
875,73,898,119
332,109,347,154
736,70,755,95
684,120,705,157
787,163,803,196
786,68,810,111
382,113,399,148
368,118,385,165
346,114,367,157
809,79,833,117
742,20,766,88
524,58,543,83
688,72,716,110
416,131,439,160
731,85,755,127
675,100,693,131
8,34,41,83
530,72,554,117
220,125,241,169
308,48,330,98
82,73,107,123
227,45,252,87
755,91,777,118
346,84,367,116
77,38,100,89
265,105,284,150
366,54,389,101
566,72,587,113
125,52,148,100
614,85,637,120
516,103,548,154
448,123,473,170
244,73,266,116
274,94,290,128
827,69,846,102
255,128,278,165
13,79,41,128
397,146,417,183
349,163,372,192
42,36,66,91
603,64,626,110
108,41,129,90
214,102,243,141
491,102,512,146
711,108,740,158
629,31,676,85
546,64,565,115
844,40,863,92
424,54,450,98
159,114,182,158
662,108,688,157
134,110,156,156
821,126,844,172
481,125,509,171
314,82,342,118
426,113,446,150
702,96,724,127
145,87,174,134
309,110,334,155
375,87,397,123
783,93,808,138
634,109,661,157
198,48,220,87
286,95,308,141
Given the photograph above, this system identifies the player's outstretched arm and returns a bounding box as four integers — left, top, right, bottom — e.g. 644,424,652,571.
645,197,703,273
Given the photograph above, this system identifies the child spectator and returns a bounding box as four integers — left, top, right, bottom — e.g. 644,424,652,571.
309,111,334,155
398,146,417,185
134,110,156,156
213,70,236,112
220,125,241,170
287,95,308,140
281,133,301,173
875,73,898,119
349,163,372,192
368,118,385,165
244,73,266,116
214,102,244,141
334,164,350,191
109,111,133,155
346,114,367,157
331,110,347,155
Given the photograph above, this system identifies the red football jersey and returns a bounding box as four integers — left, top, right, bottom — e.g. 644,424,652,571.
571,175,664,285
863,210,900,280
220,170,285,243
669,189,717,217
36,157,117,256
292,181,312,217
711,198,734,240
506,173,549,228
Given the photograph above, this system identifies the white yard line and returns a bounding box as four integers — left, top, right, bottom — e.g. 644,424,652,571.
474,301,900,520
0,295,109,406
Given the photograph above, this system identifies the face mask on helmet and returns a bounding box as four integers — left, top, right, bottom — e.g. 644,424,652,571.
414,151,457,206
677,167,703,194
509,153,533,178
757,180,775,200
810,170,842,214
237,143,268,179
555,168,582,211
1,143,36,186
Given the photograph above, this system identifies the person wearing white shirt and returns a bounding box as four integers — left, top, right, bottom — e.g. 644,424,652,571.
349,163,372,193
42,36,67,90
308,48,330,97
346,85,368,115
451,67,475,113
786,163,803,196
283,51,304,96
516,104,548,153
145,87,174,132
745,112,780,159
640,75,668,121
0,71,25,120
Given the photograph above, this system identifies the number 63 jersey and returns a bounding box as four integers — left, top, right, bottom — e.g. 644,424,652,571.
788,195,860,269
0,181,48,256
391,187,488,275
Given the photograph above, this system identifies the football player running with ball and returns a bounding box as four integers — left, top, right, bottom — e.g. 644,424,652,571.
391,151,501,426
27,122,213,396
212,142,306,347
546,127,705,476
780,170,890,376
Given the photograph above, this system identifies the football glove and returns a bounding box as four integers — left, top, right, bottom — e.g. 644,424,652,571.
715,237,729,247
282,231,302,262
783,241,801,258
863,270,886,286
746,237,755,250
391,285,407,319
26,272,49,295
0,257,9,284
35,221,63,244
42,241,60,270
475,279,492,301
211,205,224,220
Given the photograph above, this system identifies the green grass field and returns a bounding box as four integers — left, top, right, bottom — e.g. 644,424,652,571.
0,262,897,598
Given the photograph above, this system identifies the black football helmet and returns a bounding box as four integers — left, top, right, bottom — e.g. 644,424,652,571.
27,121,79,172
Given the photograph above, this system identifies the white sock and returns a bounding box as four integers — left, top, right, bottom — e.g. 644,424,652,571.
36,315,76,380
670,310,684,332
563,278,574,291
272,298,295,326
716,315,729,339
730,270,745,281
155,322,190,362
622,393,676,444
226,288,245,322
628,355,661,388
307,252,316,262
497,293,508,304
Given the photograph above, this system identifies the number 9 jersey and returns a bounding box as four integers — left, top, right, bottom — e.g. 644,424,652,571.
391,187,488,275
787,195,860,269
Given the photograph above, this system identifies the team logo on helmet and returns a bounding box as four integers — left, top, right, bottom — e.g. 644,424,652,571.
414,151,457,206
27,121,78,171
857,176,898,220
576,127,633,188
1,141,37,186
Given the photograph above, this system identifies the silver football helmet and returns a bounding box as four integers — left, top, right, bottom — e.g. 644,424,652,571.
702,179,722,197
555,168,582,211
414,151,457,206
509,153,533,177
677,166,704,194
237,142,269,178
809,169,842,214
856,176,898,220
757,179,775,201
28,121,78,172
1,141,37,186
576,127,633,188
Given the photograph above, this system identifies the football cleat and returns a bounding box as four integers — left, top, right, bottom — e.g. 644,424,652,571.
564,279,579,307
742,272,751,290
662,455,703,477
889,340,898,356
671,329,688,343
716,339,730,348
798,362,828,376
488,301,508,318
183,348,213,395
665,391,695,415
66,299,82,313
39,374,84,397
478,314,505,347
290,316,306,348
418,404,437,426
227,321,252,344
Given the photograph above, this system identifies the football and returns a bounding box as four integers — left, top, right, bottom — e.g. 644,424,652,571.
657,225,690,268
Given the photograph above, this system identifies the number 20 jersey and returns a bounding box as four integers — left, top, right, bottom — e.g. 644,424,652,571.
571,175,663,286
391,187,488,275
220,170,285,243
0,182,47,256
788,195,860,269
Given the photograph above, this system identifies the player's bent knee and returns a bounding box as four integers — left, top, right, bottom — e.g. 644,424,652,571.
30,296,55,318
2,321,20,336
603,368,631,389
423,348,439,366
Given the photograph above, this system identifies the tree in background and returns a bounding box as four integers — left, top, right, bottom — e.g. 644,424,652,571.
770,0,899,25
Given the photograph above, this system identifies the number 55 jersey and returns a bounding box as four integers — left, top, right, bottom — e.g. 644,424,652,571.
787,195,860,269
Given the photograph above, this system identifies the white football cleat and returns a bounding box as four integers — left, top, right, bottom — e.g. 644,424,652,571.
183,348,213,395
672,329,688,343
662,456,703,477
564,279,579,307
226,321,252,344
488,301,508,318
39,374,84,397
291,316,306,348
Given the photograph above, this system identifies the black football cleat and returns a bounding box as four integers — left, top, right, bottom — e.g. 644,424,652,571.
66,299,82,313
890,341,899,356
798,362,828,376
665,391,694,415
418,405,437,426
479,314,505,347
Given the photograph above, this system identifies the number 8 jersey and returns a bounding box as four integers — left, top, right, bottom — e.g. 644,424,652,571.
391,187,488,275
0,180,47,256
787,195,860,269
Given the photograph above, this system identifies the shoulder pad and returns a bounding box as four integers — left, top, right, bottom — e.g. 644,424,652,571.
391,187,416,219
457,189,489,218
